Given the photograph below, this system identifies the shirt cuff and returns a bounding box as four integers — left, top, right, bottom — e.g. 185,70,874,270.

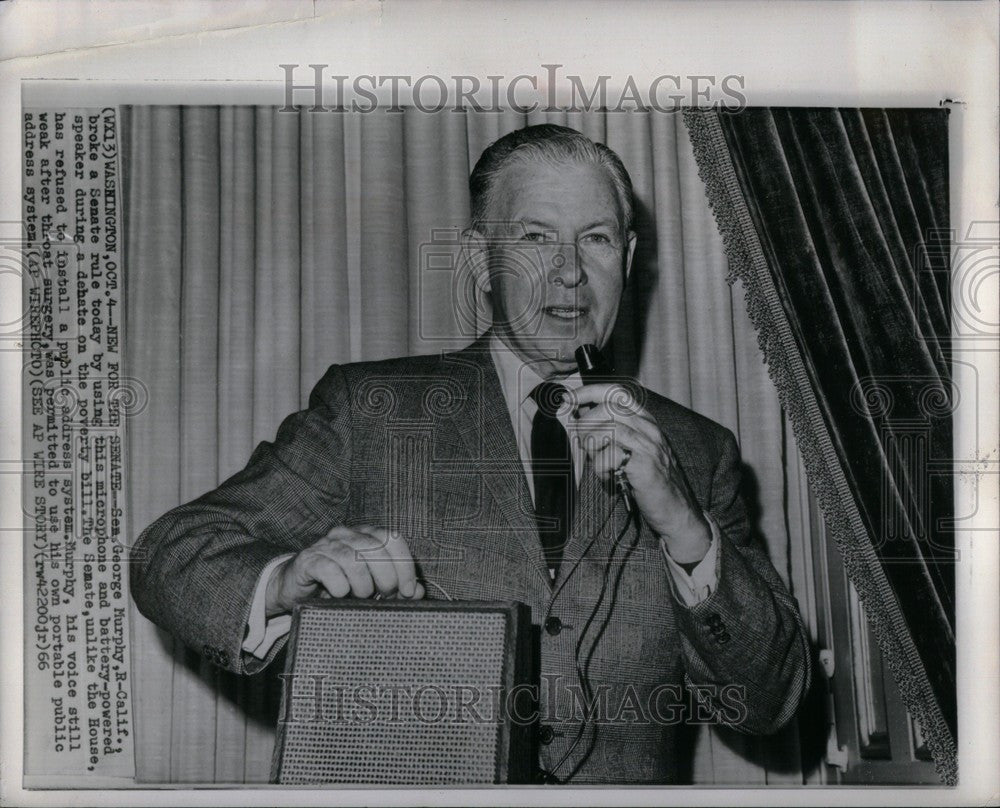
661,513,721,607
242,552,296,659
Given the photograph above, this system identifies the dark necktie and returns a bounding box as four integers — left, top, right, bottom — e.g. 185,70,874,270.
529,381,575,577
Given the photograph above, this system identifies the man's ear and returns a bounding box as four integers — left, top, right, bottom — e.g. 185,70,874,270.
461,227,492,295
624,230,638,281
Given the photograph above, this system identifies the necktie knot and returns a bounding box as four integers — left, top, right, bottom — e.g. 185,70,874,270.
531,381,568,418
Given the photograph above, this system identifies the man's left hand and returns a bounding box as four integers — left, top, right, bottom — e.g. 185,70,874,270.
569,383,711,565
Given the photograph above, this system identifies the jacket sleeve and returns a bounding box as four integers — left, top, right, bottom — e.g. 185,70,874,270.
671,427,811,735
129,364,352,675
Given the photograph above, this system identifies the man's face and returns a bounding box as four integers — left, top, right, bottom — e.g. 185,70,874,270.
479,158,637,378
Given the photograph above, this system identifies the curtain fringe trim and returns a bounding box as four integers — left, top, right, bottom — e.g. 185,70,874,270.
682,108,957,786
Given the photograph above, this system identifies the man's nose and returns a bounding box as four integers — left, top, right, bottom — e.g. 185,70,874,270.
547,244,585,287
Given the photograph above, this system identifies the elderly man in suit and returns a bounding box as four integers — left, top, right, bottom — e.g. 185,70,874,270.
131,124,810,784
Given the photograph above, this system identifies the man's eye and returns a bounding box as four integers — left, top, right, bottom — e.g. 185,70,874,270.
583,233,611,244
520,231,544,242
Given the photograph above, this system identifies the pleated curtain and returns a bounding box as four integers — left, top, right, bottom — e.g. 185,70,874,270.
685,107,955,783
123,105,822,784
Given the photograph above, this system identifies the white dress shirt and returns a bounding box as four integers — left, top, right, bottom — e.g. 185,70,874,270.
242,338,720,659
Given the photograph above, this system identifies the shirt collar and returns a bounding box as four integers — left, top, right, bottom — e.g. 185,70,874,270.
488,333,582,412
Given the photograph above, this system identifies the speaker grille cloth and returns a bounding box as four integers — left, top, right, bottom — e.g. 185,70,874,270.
278,607,509,784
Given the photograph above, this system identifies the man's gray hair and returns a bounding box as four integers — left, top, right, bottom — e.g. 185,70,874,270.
469,124,635,235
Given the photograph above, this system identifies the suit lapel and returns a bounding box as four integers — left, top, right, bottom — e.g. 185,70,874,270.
442,336,552,589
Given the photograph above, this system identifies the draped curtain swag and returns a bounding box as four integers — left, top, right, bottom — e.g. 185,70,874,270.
683,107,955,785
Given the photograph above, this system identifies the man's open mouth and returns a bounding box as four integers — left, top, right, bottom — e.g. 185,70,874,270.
544,305,588,320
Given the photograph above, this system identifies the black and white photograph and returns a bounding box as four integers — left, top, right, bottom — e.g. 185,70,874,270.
2,2,998,805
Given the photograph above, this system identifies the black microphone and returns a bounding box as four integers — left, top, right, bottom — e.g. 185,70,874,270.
574,344,636,514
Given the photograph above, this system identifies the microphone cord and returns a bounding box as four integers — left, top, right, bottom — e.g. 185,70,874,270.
543,492,641,783
565,504,643,781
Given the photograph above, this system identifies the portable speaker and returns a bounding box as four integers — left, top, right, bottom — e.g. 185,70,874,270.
271,599,538,785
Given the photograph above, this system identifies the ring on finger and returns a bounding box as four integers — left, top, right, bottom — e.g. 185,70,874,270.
618,448,632,470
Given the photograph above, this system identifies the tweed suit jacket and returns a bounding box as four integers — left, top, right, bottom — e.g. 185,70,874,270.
131,334,810,784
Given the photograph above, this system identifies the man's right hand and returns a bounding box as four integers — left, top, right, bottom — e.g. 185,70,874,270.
265,525,425,617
